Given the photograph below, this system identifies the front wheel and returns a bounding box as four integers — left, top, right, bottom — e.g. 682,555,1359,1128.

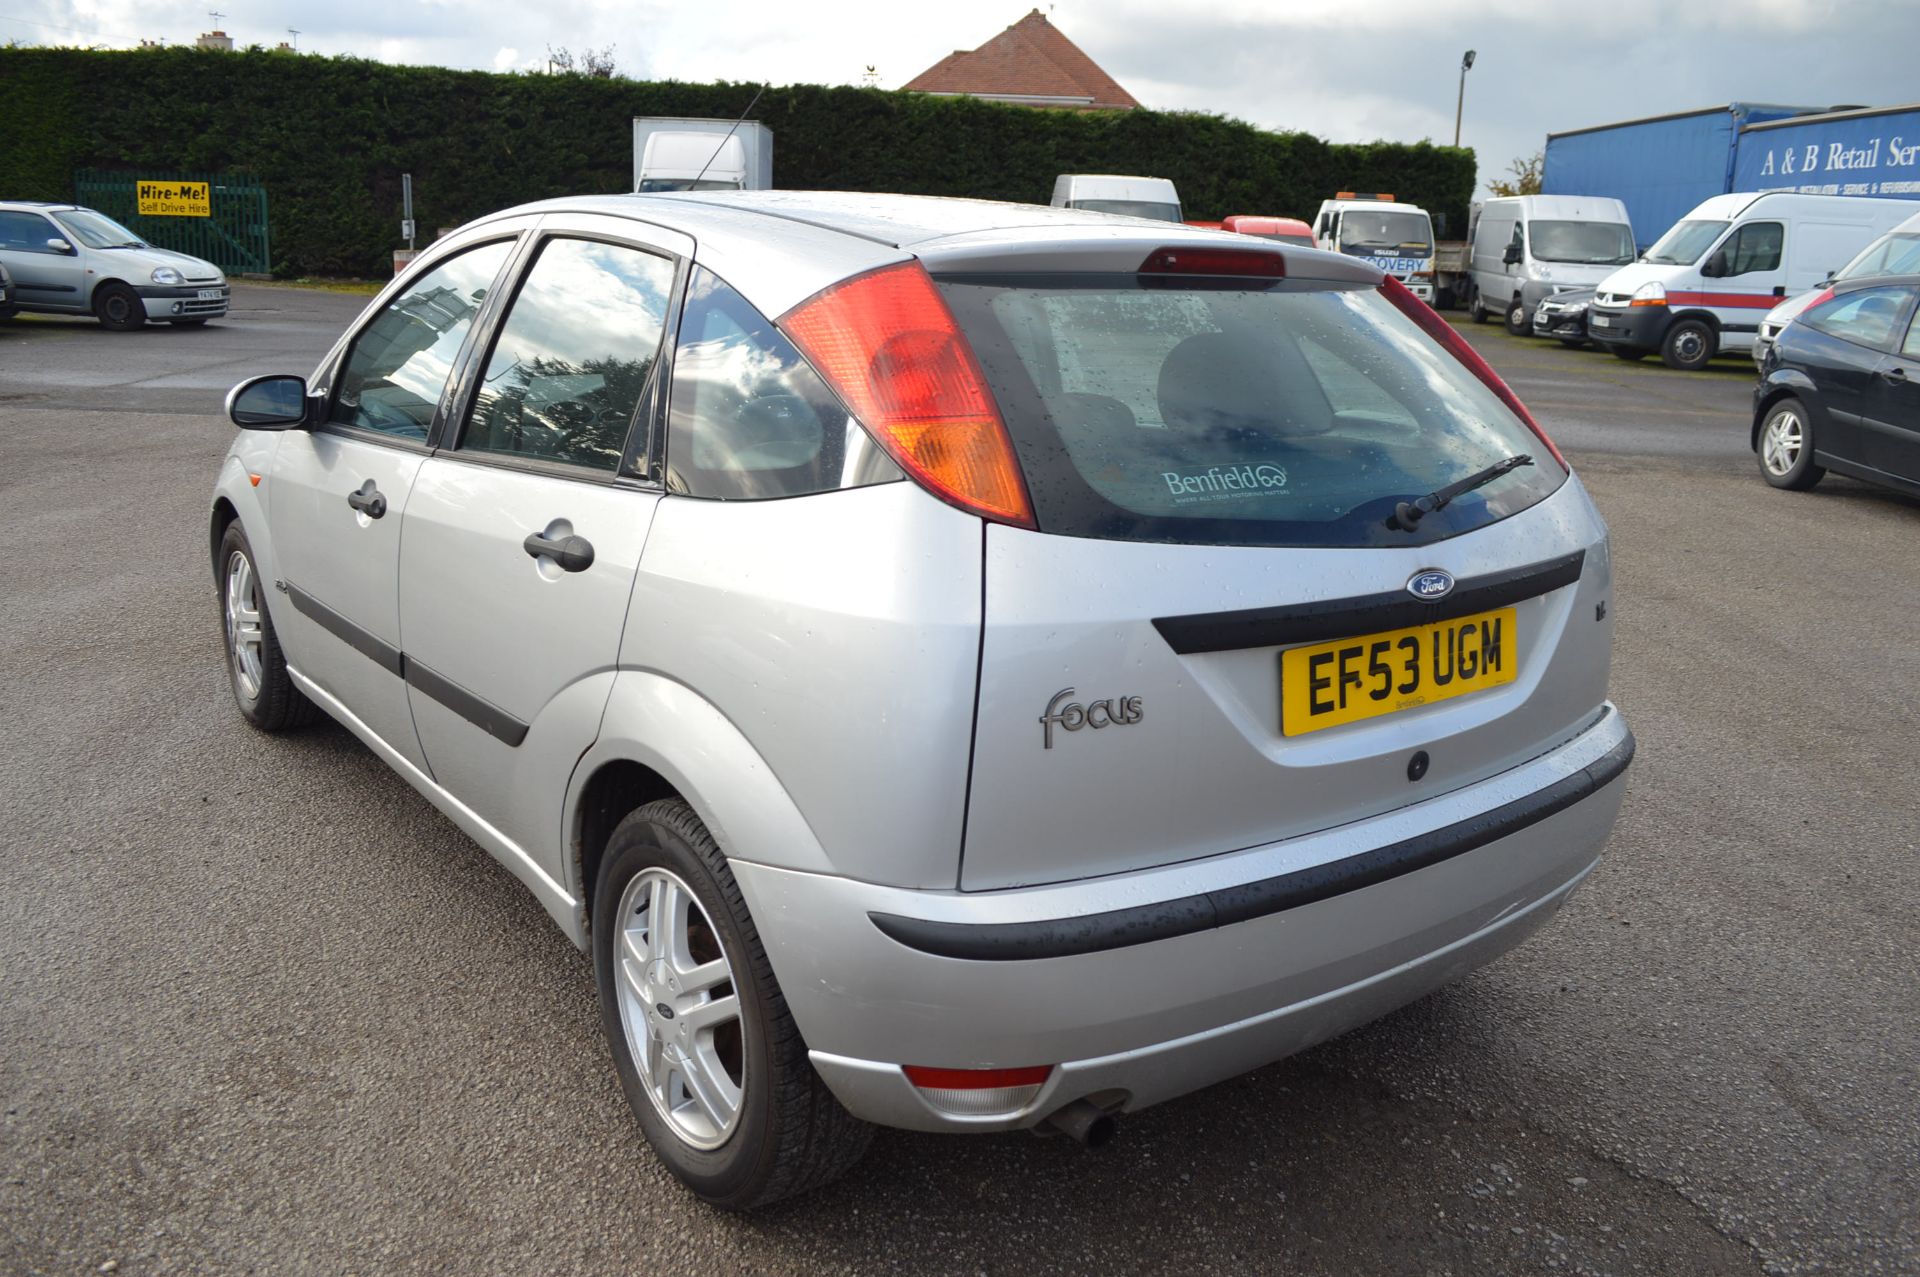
1505,296,1531,335
1661,318,1717,371
217,522,316,731
1757,398,1825,491
594,798,871,1209
93,282,146,332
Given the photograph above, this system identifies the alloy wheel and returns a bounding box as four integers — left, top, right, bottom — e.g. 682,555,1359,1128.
224,550,265,701
614,867,746,1150
1761,408,1803,477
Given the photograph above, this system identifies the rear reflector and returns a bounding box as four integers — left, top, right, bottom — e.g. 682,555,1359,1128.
905,1064,1054,1118
904,1065,1053,1090
1377,275,1567,469
779,261,1035,528
1140,247,1285,277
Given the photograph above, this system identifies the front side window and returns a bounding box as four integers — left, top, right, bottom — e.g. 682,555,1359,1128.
1722,222,1784,276
1644,219,1728,266
1070,199,1183,223
1802,286,1915,350
0,211,66,254
329,241,513,439
938,273,1565,548
52,209,145,249
665,267,901,499
1529,220,1635,265
460,237,673,471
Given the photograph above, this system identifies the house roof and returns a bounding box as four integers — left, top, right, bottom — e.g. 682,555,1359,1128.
902,9,1140,111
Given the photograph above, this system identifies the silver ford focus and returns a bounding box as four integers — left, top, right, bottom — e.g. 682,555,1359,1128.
209,192,1632,1208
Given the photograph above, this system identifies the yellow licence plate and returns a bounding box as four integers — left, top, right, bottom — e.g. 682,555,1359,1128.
1280,606,1518,736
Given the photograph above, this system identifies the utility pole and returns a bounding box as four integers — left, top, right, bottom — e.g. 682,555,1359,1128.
1454,50,1476,148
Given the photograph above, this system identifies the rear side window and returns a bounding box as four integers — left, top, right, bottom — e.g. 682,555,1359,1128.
460,236,673,471
937,274,1566,548
665,266,901,500
1802,286,1915,349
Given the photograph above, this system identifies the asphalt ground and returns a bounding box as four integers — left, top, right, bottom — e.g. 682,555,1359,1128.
2,287,1916,1276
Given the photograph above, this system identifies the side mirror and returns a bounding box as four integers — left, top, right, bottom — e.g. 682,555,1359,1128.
227,374,311,429
46,238,74,255
1502,242,1522,266
1702,250,1729,278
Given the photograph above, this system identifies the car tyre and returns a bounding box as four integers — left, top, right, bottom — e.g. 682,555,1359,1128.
1468,287,1489,323
1505,296,1531,335
594,798,871,1210
1660,318,1716,370
93,282,146,332
1756,397,1825,491
217,522,317,731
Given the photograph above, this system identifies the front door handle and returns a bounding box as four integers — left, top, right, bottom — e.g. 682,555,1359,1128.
1879,365,1908,384
523,529,595,573
346,480,387,519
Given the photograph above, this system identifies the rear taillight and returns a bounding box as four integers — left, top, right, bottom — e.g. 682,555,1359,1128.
1377,275,1568,469
1139,246,1286,277
779,261,1034,528
903,1064,1053,1117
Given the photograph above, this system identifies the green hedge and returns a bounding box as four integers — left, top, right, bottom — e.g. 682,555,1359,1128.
0,47,1476,276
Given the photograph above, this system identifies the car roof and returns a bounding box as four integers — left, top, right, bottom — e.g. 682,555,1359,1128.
1830,272,1920,294
505,190,1191,250
445,190,1380,325
0,200,79,211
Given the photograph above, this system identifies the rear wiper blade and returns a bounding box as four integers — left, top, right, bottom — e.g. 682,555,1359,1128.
1390,454,1533,530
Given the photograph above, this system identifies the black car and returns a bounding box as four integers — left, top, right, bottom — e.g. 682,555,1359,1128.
1532,287,1595,347
1753,274,1920,495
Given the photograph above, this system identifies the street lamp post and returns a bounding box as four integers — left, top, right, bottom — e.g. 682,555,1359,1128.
1454,50,1476,148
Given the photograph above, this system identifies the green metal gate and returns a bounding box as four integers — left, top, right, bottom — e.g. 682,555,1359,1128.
72,169,272,275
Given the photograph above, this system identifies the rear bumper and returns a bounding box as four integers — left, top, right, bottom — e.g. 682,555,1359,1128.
734,706,1632,1132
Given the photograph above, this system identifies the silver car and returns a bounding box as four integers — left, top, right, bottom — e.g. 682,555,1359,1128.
0,200,229,329
209,192,1632,1208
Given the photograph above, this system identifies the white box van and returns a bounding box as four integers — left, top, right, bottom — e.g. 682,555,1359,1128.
1050,175,1183,223
1467,195,1634,334
1587,192,1917,370
1312,194,1436,302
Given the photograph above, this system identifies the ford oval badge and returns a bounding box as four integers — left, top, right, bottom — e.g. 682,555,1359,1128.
1407,569,1454,600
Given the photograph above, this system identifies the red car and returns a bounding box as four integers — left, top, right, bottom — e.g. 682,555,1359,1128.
1221,215,1315,248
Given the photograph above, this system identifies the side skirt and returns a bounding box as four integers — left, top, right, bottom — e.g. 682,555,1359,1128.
287,665,583,943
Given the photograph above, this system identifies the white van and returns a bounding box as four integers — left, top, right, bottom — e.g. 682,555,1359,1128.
1312,194,1436,302
1050,175,1182,223
1753,209,1920,364
1587,192,1917,370
1467,195,1634,335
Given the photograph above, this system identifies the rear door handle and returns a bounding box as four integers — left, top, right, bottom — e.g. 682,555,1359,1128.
346,480,386,519
523,530,595,573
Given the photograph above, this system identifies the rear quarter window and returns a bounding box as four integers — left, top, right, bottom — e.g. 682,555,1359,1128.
938,273,1565,548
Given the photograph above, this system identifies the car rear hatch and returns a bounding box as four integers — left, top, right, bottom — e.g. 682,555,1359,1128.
921,236,1613,890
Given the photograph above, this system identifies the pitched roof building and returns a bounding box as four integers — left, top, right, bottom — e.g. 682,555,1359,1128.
902,10,1140,111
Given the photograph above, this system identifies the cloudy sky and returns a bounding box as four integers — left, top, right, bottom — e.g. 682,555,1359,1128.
8,0,1919,196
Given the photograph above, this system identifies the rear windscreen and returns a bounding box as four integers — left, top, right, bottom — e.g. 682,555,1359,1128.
936,274,1566,548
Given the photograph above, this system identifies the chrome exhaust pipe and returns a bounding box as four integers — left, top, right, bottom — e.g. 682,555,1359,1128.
1044,1099,1117,1150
